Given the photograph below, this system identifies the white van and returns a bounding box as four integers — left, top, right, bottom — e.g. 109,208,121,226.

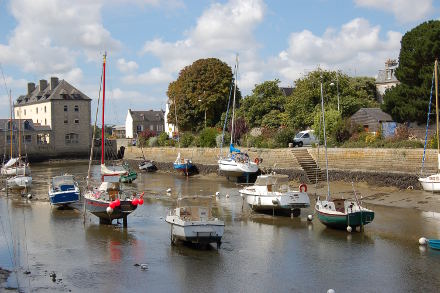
293,130,316,147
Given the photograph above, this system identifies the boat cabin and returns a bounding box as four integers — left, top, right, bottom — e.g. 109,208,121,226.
254,174,289,193
51,175,76,191
175,206,211,221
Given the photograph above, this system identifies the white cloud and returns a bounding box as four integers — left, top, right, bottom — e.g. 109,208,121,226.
270,18,402,84
135,0,265,91
355,0,434,23
117,58,139,73
0,0,120,75
123,67,173,84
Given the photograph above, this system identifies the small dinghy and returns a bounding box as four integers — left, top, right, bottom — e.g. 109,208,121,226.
139,160,156,172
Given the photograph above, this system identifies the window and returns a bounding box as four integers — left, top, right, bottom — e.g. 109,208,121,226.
44,119,47,125
24,121,31,130
36,107,38,114
150,125,154,131
37,133,50,144
74,105,79,112
64,105,68,112
6,135,15,143
303,133,310,138
74,119,79,124
65,133,79,144
136,125,143,132
44,106,46,113
64,119,68,124
24,109,26,115
24,135,32,143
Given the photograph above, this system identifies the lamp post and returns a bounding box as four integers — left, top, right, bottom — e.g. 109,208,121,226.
330,73,340,112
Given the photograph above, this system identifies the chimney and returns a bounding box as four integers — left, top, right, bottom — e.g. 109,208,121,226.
50,77,59,90
39,79,48,91
27,82,35,95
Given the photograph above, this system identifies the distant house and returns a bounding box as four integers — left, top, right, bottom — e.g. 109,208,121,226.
125,109,164,138
376,59,400,103
279,87,294,96
350,108,395,136
112,125,125,138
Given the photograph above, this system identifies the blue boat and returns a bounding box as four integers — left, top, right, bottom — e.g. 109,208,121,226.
428,239,440,250
48,174,80,206
173,152,193,175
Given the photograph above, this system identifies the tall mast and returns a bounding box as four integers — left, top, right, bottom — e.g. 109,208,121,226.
101,52,106,165
435,59,439,169
18,110,21,159
9,89,13,158
174,97,179,148
320,80,330,201
230,54,238,146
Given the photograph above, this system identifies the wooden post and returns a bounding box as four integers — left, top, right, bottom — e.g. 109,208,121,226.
123,215,127,228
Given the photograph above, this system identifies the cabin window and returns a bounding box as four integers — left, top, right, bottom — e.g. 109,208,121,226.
65,133,79,144
64,105,68,112
74,105,79,112
74,119,79,124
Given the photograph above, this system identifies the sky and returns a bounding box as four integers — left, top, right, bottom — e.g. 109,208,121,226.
0,0,439,125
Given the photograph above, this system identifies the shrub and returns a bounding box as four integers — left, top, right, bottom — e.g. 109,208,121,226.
216,132,231,148
157,132,169,146
394,124,409,140
199,127,219,147
180,132,194,148
274,128,296,148
148,136,158,147
228,116,249,142
137,129,156,147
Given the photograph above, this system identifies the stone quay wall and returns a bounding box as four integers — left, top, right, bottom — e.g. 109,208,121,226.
124,146,437,189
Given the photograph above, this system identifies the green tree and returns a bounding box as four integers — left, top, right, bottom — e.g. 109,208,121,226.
167,58,237,131
237,80,287,128
382,20,440,123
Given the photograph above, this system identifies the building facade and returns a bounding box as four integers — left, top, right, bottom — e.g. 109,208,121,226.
13,77,92,158
125,109,164,138
376,59,400,103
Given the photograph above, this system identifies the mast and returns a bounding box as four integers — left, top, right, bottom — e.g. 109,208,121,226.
320,80,330,200
101,52,106,165
174,97,180,148
230,54,238,146
435,59,439,171
9,89,13,158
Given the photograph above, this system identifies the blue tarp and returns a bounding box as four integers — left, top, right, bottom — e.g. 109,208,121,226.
230,143,241,153
382,122,397,138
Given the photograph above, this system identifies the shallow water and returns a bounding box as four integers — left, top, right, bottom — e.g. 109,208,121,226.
0,160,439,292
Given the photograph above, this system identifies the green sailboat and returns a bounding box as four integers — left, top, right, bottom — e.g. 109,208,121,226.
314,78,374,231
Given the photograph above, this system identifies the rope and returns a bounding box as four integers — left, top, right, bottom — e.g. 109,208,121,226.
421,67,435,175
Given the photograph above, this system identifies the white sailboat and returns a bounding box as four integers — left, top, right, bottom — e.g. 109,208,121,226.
166,195,224,248
419,59,440,191
218,54,259,178
239,174,310,216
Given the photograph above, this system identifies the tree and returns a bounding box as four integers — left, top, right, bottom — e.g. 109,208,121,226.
382,20,440,123
167,58,237,131
237,80,286,128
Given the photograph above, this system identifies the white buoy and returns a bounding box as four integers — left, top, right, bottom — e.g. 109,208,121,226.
166,188,171,193
27,194,32,199
346,226,352,233
307,214,313,221
327,289,335,293
106,207,113,214
140,264,148,270
215,192,220,197
226,194,230,198
419,237,427,245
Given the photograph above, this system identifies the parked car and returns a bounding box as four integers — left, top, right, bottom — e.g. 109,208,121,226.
293,130,316,147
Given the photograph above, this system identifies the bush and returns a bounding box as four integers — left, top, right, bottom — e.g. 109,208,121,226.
216,132,231,148
137,129,156,147
199,127,219,147
274,128,296,148
148,136,158,147
157,132,169,146
180,132,194,148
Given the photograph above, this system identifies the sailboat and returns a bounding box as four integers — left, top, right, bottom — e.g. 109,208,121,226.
314,78,374,231
419,59,440,191
83,53,143,225
172,97,193,175
218,55,259,179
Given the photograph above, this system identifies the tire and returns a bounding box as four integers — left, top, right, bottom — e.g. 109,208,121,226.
298,141,303,147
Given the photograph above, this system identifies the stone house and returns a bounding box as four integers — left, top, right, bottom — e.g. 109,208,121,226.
13,77,92,158
125,109,164,138
376,59,400,103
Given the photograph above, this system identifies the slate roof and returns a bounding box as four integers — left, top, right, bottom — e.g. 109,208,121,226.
280,87,294,96
376,69,399,84
15,78,91,106
352,108,393,122
129,110,164,122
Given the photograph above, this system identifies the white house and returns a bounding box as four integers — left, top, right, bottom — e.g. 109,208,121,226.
164,100,175,138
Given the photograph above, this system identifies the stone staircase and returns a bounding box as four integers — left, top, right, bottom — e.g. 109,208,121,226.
291,148,325,183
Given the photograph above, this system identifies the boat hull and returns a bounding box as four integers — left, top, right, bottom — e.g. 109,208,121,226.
7,176,32,190
139,161,156,172
1,165,31,176
218,159,258,177
419,176,440,192
119,171,137,183
85,197,137,223
173,162,193,174
166,216,224,244
49,190,80,206
242,192,310,212
428,239,440,250
316,209,375,229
